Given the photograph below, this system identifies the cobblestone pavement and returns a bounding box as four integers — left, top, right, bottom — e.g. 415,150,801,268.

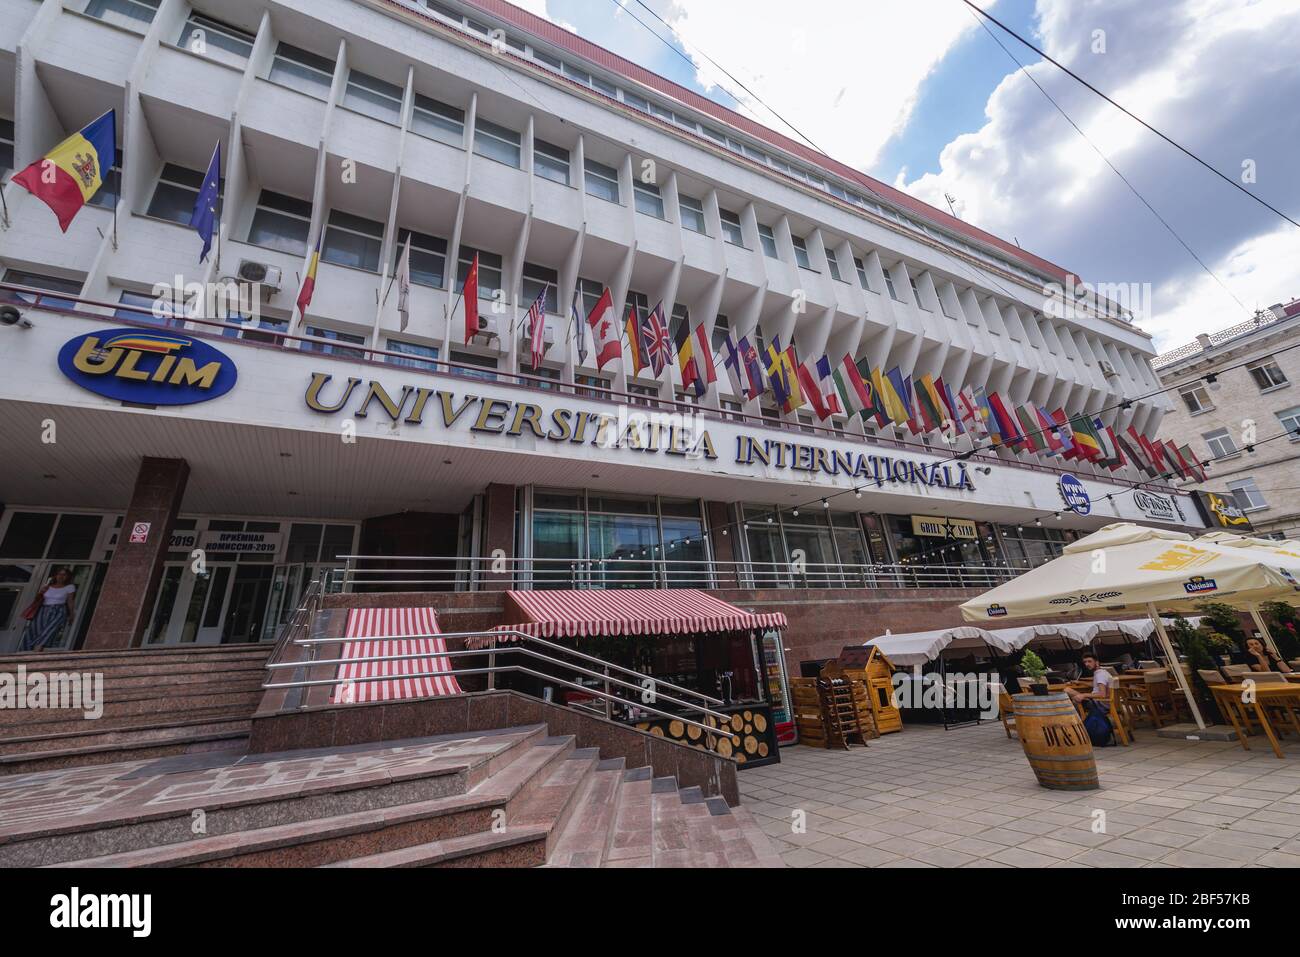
740,722,1300,868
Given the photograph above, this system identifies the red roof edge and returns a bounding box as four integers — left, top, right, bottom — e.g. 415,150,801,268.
443,0,1073,284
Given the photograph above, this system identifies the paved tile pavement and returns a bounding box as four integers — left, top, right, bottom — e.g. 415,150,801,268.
740,722,1300,868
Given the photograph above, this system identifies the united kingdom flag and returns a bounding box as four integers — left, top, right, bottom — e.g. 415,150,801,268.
644,302,672,376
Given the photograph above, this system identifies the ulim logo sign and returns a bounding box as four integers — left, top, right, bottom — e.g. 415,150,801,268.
1058,474,1091,515
58,328,237,405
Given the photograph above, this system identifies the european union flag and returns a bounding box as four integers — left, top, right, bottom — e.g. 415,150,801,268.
191,142,221,263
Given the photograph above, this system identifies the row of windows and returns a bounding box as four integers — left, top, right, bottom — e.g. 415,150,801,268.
1180,357,1290,415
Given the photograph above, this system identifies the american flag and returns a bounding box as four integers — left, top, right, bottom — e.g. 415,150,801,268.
526,287,548,370
645,302,672,375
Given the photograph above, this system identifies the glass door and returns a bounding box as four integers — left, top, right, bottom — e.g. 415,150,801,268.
0,562,97,652
222,566,274,643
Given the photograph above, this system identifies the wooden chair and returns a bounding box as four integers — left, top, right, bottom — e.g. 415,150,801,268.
1117,678,1164,729
1250,672,1289,685
1223,664,1253,679
997,686,1017,739
1198,668,1227,686
1107,680,1132,746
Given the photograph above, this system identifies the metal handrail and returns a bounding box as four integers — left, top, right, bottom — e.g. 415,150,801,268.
292,627,725,708
264,577,322,671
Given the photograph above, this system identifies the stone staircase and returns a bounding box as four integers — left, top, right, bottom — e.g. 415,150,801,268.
0,724,781,868
0,644,271,775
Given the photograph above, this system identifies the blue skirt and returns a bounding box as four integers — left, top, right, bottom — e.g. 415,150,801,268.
20,604,69,651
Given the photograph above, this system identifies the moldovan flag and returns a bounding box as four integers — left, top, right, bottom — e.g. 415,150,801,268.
586,288,620,369
296,233,322,320
13,110,116,232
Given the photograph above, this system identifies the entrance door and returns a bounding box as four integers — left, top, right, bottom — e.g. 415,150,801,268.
0,562,97,653
222,566,274,644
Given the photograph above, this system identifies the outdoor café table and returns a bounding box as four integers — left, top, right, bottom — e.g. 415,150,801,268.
1210,683,1300,759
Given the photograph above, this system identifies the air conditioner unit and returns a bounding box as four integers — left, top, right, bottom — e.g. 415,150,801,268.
236,260,283,295
1098,360,1119,379
520,322,555,347
473,315,501,343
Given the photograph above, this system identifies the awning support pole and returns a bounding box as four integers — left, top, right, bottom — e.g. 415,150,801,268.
1248,604,1284,659
1147,603,1206,730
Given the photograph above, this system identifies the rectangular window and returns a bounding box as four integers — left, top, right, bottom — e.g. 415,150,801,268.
575,373,611,398
1179,385,1213,415
823,244,843,281
854,256,872,291
269,42,335,100
248,189,312,256
719,208,743,246
473,117,521,167
146,162,208,225
625,290,649,321
882,264,902,301
115,289,184,327
678,194,706,234
457,247,503,299
791,235,812,270
449,348,498,382
1202,428,1238,459
86,149,123,210
323,209,384,272
533,138,570,185
521,262,559,314
1249,358,1288,391
670,303,689,346
584,158,620,203
395,228,448,288
1277,406,1300,439
411,94,465,146
909,274,928,309
757,223,779,259
0,118,13,177
343,70,403,124
712,314,730,353
305,325,366,359
633,180,664,219
86,0,159,31
576,277,603,317
1228,477,1267,512
177,14,255,66
385,338,439,370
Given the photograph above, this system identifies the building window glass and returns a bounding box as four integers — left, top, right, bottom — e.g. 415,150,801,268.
448,349,498,382
305,326,366,359
1202,428,1238,459
824,244,844,281
678,194,706,233
115,289,184,327
719,208,743,246
177,13,255,66
1228,478,1268,512
2,269,83,310
473,117,521,167
269,42,335,99
757,223,779,259
633,179,664,219
576,277,603,318
521,262,559,314
909,274,928,308
411,94,464,145
0,118,13,178
385,338,439,369
1249,358,1288,391
1179,385,1213,415
854,256,872,291
395,228,448,288
343,70,403,124
882,264,902,301
1276,406,1300,439
575,373,611,398
322,209,384,272
456,247,503,299
86,0,159,31
247,189,312,256
998,525,1068,571
533,138,570,185
146,162,208,225
584,158,620,203
791,235,812,270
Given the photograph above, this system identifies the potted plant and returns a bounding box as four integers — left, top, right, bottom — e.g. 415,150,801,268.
1020,649,1050,695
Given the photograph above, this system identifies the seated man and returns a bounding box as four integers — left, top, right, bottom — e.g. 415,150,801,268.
1066,652,1112,711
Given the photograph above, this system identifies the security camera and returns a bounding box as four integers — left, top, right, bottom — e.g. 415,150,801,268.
0,304,32,329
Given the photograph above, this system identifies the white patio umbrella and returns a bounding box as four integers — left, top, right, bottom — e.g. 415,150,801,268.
1196,531,1300,659
960,523,1300,729
865,625,1018,668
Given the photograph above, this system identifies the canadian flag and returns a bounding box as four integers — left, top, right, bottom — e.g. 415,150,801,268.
586,288,621,370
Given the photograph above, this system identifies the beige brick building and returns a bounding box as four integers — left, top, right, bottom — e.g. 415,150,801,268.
1153,298,1300,538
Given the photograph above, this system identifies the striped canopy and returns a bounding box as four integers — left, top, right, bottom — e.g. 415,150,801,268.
488,589,787,641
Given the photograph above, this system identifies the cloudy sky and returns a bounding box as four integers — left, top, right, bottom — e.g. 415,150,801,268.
513,0,1300,352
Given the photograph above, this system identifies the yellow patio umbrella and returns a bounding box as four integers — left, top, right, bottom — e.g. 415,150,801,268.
960,523,1300,729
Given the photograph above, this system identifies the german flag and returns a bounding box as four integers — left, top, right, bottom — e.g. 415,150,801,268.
12,111,116,232
625,305,648,375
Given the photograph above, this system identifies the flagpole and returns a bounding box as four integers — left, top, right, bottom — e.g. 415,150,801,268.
0,180,10,229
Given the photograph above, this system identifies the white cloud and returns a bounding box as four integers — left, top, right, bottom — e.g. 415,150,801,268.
659,0,981,168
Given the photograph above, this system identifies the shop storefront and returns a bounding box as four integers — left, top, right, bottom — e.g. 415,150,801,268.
0,508,357,653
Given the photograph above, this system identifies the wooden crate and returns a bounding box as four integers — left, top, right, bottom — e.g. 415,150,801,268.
839,646,903,734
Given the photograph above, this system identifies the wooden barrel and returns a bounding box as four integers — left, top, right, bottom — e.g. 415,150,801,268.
1012,693,1099,791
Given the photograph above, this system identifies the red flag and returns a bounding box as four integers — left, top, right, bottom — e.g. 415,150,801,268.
461,253,479,345
586,288,620,369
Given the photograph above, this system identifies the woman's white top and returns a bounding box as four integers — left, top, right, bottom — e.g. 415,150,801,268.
42,584,76,606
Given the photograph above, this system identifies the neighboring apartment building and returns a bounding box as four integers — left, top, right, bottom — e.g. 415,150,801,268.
0,0,1202,658
1153,298,1300,538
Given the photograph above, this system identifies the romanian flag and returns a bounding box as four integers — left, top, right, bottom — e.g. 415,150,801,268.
625,305,648,375
296,233,322,320
13,110,116,232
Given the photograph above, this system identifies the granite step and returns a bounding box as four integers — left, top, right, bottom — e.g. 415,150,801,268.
0,647,271,671
603,767,654,867
0,690,266,730
544,757,626,867
0,704,262,740
0,725,549,867
0,725,252,776
0,716,254,756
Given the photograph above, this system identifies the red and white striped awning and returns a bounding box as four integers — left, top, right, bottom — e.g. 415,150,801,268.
487,589,787,641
